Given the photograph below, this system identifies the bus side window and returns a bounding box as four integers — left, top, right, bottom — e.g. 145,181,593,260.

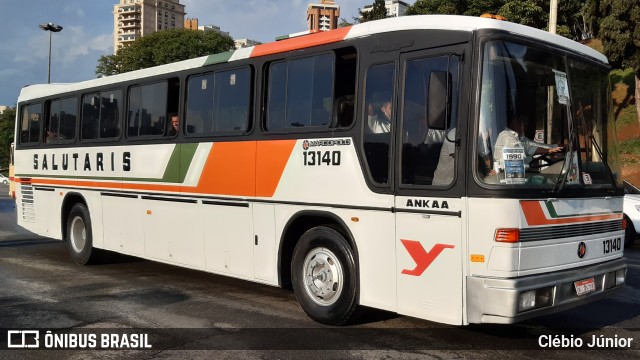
100,90,122,139
46,97,77,143
82,93,100,140
363,63,395,185
127,81,168,138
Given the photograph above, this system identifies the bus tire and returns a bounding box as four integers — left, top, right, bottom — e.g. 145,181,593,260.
625,216,636,248
291,226,358,325
66,203,97,265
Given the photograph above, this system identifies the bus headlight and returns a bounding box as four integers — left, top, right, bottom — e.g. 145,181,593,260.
616,268,626,286
517,287,553,312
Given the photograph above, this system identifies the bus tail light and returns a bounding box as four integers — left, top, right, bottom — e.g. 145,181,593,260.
494,228,520,243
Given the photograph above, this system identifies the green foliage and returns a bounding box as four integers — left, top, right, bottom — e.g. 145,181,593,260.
0,108,16,170
359,0,389,23
618,138,640,156
403,0,586,40
338,18,354,27
406,0,466,15
595,0,640,71
498,0,547,29
464,0,504,17
96,29,235,77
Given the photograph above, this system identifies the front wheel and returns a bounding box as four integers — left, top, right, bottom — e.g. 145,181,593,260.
66,203,99,265
625,216,636,248
291,226,359,325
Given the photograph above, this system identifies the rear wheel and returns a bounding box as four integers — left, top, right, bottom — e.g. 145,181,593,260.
625,216,636,248
66,203,99,265
291,226,358,325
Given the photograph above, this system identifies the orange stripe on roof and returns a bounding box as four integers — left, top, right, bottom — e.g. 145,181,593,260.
520,201,622,226
250,26,352,58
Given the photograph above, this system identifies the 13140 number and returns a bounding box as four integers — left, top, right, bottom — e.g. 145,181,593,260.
303,151,341,166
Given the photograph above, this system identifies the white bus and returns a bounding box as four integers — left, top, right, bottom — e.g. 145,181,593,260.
13,15,626,325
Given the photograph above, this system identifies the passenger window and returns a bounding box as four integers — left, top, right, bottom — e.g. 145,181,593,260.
186,67,251,135
401,55,459,186
363,63,395,185
46,97,77,143
19,103,43,145
81,90,122,140
128,82,168,137
266,54,334,130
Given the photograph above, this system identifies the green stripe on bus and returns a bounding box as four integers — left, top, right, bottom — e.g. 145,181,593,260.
204,51,235,66
179,143,198,182
160,145,181,183
544,201,559,218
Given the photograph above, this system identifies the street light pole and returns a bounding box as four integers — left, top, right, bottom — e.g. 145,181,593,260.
39,23,63,84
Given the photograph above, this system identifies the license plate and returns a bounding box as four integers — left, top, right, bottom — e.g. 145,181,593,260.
574,278,596,296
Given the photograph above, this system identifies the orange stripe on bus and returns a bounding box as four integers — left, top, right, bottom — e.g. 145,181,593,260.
520,201,622,226
256,140,297,197
194,142,257,196
19,139,296,198
250,27,352,58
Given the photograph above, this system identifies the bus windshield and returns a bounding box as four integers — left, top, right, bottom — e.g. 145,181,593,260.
476,40,621,192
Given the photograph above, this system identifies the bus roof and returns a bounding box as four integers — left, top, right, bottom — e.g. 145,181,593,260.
18,15,607,103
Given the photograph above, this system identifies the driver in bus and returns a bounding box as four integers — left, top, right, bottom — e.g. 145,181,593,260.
493,113,564,172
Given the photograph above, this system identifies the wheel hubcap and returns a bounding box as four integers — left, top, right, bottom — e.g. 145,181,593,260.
303,247,343,306
70,216,86,253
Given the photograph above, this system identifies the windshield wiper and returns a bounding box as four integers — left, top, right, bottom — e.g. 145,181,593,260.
589,133,618,192
551,108,575,195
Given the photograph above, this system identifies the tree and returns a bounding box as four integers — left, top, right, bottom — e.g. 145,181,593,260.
0,108,16,171
96,28,235,77
338,17,355,27
464,0,505,17
359,0,389,23
586,0,640,125
498,0,547,29
406,0,467,15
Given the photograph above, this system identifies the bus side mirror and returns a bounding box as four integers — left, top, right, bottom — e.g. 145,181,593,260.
427,71,450,131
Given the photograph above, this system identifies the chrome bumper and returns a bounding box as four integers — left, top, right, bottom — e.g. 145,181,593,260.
466,258,627,324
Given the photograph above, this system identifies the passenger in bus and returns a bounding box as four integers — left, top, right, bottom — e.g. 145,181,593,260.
367,100,392,133
45,129,58,143
168,114,179,136
493,113,564,171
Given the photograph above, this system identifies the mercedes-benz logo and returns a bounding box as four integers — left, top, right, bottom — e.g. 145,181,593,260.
577,242,587,258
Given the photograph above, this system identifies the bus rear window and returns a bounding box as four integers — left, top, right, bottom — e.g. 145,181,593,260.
19,103,42,145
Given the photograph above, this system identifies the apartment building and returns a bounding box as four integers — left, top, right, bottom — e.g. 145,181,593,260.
307,0,340,32
361,0,409,18
113,0,186,53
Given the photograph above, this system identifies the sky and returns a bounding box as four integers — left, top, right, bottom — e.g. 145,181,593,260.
0,0,416,107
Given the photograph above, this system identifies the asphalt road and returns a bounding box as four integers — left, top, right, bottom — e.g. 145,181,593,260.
0,184,638,359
